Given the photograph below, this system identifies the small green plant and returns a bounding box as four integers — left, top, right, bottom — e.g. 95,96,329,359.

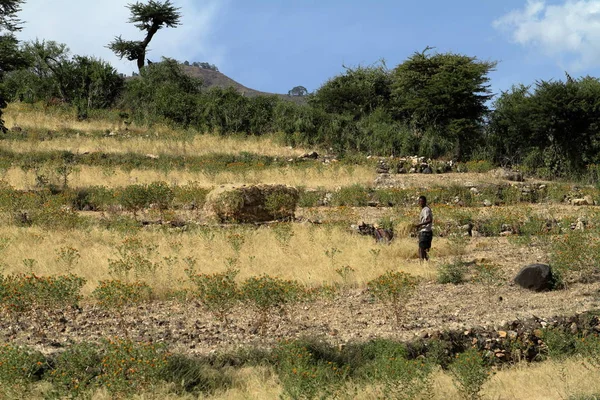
0,273,86,314
48,342,101,398
271,223,295,248
274,340,349,400
576,333,600,368
367,271,419,325
0,344,45,397
55,246,81,273
92,280,152,310
324,247,341,269
240,275,305,334
108,236,160,280
472,262,505,298
187,268,240,324
226,231,246,256
97,338,170,396
449,347,492,400
335,265,355,286
437,261,469,285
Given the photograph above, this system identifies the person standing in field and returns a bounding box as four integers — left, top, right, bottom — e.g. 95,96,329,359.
414,195,433,261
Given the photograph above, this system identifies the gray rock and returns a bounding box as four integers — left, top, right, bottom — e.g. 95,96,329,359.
514,264,554,292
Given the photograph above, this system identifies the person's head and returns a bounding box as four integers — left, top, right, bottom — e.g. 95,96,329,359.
418,195,427,208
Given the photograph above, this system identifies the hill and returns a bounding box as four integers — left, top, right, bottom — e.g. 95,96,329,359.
181,65,307,104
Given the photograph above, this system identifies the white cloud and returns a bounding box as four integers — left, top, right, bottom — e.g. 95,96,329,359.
494,0,600,70
16,0,228,75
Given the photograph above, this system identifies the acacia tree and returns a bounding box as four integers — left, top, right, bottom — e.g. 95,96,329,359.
0,0,27,132
108,0,181,72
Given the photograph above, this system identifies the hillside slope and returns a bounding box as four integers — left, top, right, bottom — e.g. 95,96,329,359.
182,65,307,104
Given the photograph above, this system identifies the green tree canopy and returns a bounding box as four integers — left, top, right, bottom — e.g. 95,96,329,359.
391,48,496,159
310,63,392,119
489,76,600,175
0,0,27,132
108,0,181,72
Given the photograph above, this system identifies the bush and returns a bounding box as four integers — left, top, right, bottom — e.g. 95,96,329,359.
187,269,240,324
449,347,491,400
367,271,419,324
0,344,45,396
48,342,101,397
437,261,469,285
240,275,305,333
0,273,86,314
274,340,349,400
96,338,170,396
92,280,152,310
332,184,370,207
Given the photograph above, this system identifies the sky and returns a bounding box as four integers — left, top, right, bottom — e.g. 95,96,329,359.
14,0,600,98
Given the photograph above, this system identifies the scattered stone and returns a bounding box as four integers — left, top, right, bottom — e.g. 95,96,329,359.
493,168,524,182
300,151,319,159
483,199,493,207
571,198,590,206
514,264,554,292
145,154,159,160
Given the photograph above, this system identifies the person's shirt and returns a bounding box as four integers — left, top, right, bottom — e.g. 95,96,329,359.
419,206,433,232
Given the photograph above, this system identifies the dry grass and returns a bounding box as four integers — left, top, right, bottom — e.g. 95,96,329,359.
209,359,600,399
78,358,600,400
4,102,310,157
0,224,450,295
0,164,376,190
0,133,309,159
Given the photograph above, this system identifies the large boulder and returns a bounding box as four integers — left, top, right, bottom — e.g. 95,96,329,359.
514,264,554,292
204,184,299,223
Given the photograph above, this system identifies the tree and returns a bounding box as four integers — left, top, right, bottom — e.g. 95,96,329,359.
122,57,202,126
0,0,24,32
108,0,181,72
489,76,600,175
310,63,392,119
392,48,496,159
288,85,308,97
0,0,27,132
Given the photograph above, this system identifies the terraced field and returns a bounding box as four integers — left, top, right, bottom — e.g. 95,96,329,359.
1,103,600,399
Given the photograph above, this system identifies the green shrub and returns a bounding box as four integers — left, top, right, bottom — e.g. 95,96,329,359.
274,340,349,400
92,280,152,310
48,342,101,397
187,269,240,324
147,181,174,215
437,261,469,285
332,184,370,206
0,273,86,313
240,275,305,334
96,338,170,396
118,184,149,218
367,271,419,324
449,347,491,400
0,344,45,396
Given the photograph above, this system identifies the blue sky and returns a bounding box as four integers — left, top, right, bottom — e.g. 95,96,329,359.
17,1,600,99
